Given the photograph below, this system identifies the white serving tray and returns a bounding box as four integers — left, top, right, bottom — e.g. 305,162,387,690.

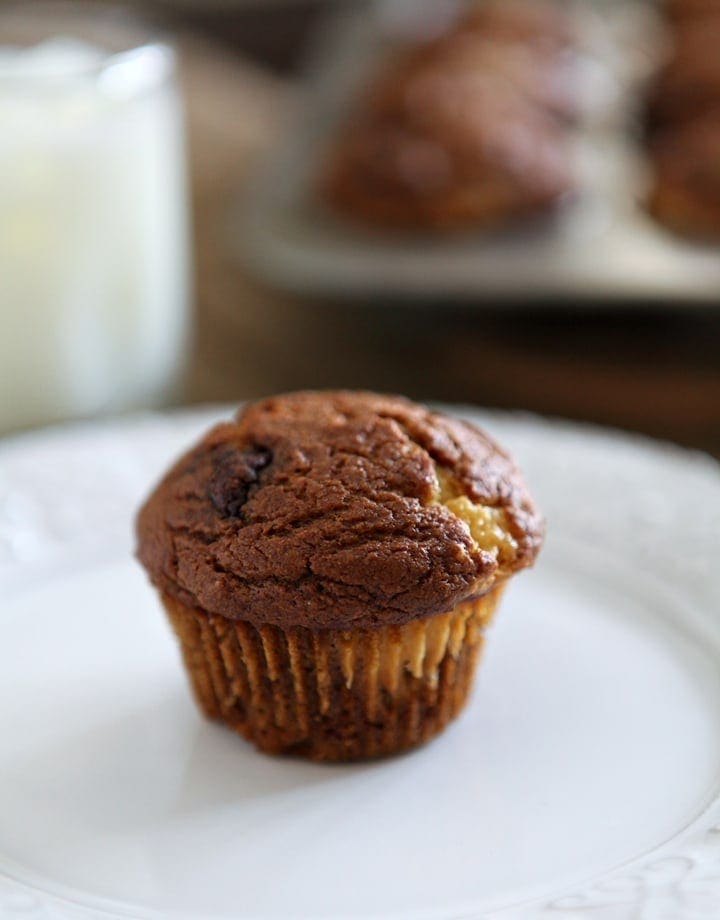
236,1,720,307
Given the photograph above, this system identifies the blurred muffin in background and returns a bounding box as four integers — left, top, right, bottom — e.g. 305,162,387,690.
321,73,573,231
320,0,578,232
646,113,720,238
369,32,581,125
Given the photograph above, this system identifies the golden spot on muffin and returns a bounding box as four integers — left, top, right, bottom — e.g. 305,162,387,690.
432,466,518,573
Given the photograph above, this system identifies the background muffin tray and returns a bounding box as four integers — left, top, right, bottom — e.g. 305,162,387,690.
236,0,720,307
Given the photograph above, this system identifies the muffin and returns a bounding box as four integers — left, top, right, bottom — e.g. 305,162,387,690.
320,0,577,231
136,392,544,761
321,72,574,231
647,113,720,238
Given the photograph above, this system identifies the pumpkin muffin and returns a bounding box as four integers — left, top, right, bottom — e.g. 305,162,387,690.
136,392,544,761
366,33,581,126
320,0,577,230
320,70,574,231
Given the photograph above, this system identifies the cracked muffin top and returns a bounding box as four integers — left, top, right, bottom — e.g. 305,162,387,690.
320,63,574,231
136,391,543,630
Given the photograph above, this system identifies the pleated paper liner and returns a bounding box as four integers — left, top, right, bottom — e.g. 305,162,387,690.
162,584,504,761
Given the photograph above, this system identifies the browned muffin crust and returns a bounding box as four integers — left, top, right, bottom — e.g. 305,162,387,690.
320,0,577,230
137,392,542,630
321,73,573,231
366,34,580,127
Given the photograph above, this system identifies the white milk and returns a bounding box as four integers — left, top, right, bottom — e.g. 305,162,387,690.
0,40,190,433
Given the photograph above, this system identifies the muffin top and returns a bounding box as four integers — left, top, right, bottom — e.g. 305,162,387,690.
321,79,572,230
136,391,543,630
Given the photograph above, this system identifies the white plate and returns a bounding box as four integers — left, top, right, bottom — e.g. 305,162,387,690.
237,3,720,308
1,407,720,920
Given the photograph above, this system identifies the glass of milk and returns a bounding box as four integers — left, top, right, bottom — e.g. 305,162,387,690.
0,7,190,434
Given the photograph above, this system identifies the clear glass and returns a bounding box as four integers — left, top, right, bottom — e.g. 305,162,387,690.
0,4,191,434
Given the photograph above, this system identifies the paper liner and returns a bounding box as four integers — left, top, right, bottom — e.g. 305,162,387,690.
162,586,504,761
